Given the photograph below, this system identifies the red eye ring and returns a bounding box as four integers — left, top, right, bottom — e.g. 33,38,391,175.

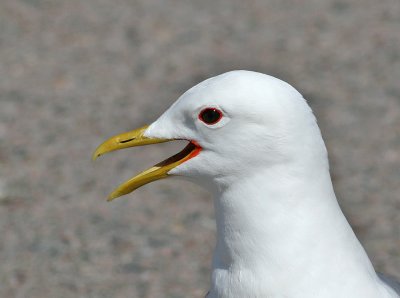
198,107,223,125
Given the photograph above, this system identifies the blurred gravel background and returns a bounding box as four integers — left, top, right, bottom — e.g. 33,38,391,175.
0,0,399,297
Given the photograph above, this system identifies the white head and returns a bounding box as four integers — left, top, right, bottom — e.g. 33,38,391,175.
145,70,328,189
94,70,328,199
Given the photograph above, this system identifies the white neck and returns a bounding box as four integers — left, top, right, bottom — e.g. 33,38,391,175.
208,162,395,298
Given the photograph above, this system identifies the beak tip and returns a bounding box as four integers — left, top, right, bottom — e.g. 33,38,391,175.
107,192,120,201
92,153,100,161
92,147,102,161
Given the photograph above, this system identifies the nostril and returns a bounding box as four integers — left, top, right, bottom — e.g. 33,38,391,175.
119,138,135,144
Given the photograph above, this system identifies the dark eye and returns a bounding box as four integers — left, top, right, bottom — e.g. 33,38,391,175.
199,108,223,125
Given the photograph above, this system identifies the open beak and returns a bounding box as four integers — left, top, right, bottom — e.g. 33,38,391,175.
92,125,201,201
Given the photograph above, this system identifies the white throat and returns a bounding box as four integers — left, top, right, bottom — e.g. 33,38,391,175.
208,159,394,298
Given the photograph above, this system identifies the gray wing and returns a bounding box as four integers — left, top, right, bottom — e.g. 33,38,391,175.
378,272,400,295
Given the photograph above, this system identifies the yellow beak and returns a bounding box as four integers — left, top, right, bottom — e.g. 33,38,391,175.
92,125,201,201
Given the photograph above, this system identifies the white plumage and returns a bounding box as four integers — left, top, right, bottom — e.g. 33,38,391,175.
145,71,399,298
96,70,400,297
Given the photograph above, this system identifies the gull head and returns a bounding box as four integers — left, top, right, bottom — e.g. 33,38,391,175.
93,70,327,200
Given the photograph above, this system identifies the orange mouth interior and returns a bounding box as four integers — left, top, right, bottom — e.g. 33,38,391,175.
157,141,202,168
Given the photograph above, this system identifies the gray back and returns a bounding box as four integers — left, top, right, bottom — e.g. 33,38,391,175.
378,272,400,295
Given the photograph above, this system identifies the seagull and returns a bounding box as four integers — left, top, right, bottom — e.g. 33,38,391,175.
93,70,399,298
